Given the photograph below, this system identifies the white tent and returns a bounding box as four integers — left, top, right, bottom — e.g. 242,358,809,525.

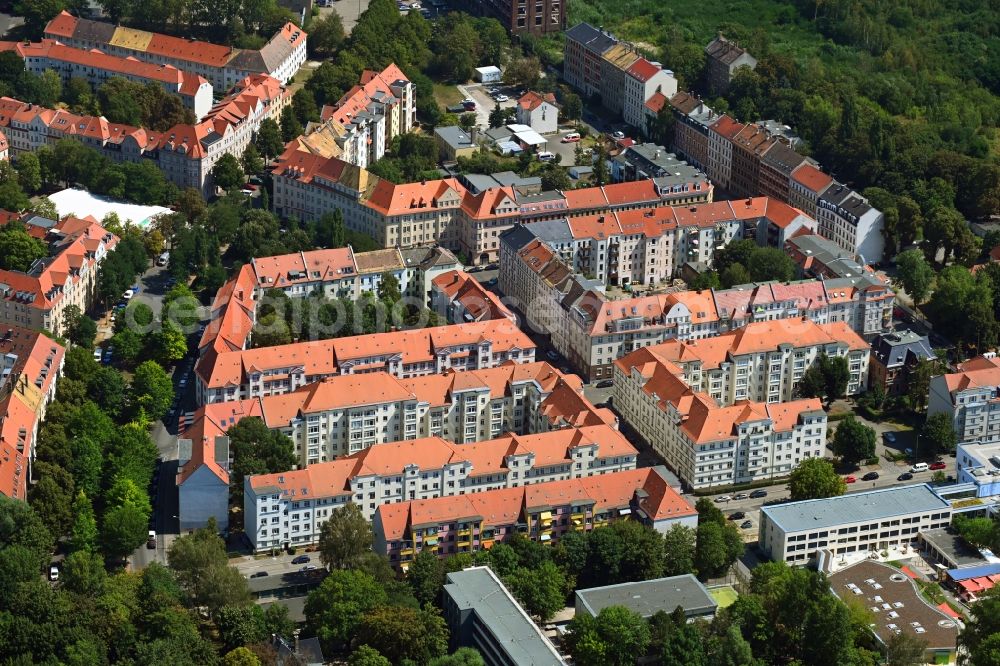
48,188,171,229
474,66,502,83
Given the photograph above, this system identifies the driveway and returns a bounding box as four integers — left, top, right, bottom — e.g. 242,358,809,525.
457,82,517,129
320,0,371,34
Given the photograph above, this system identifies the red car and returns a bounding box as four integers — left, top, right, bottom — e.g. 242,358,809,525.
844,475,857,484
929,461,947,470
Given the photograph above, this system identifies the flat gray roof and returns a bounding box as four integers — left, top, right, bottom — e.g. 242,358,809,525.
920,527,985,568
445,567,565,665
575,574,717,619
762,484,951,533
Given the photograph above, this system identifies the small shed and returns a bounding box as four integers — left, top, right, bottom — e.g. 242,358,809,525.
474,66,502,83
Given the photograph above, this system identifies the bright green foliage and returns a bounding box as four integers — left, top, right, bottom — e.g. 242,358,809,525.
789,457,847,501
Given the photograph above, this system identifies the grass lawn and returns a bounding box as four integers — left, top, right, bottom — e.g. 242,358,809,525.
433,83,464,108
708,585,739,609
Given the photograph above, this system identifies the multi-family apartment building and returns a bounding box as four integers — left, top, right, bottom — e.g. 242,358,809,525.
0,39,213,118
563,23,675,128
868,330,935,396
610,143,708,187
430,270,515,324
614,344,828,489
817,183,886,264
195,318,536,404
729,124,779,199
705,114,743,190
374,466,695,566
704,34,757,96
664,92,717,170
319,64,416,167
0,73,289,193
562,22,618,97
196,244,460,361
466,0,565,36
787,164,834,219
0,215,118,335
243,423,636,550
184,361,612,466
501,225,893,380
758,141,812,203
0,327,64,500
270,151,714,265
44,11,306,90
621,58,677,130
928,355,1000,445
758,485,952,565
630,319,871,402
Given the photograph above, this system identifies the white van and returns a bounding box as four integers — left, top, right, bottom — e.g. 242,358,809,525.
157,251,170,267
537,151,556,162
910,462,929,473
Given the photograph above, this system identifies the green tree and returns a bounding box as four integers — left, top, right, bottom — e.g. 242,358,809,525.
280,106,304,142
212,154,245,191
167,520,251,615
68,491,98,554
689,271,722,291
565,605,651,666
960,588,1000,666
348,645,391,666
16,152,42,193
0,224,48,272
832,415,878,464
14,0,66,36
255,117,285,161
695,521,743,578
562,91,583,120
506,560,568,622
129,360,174,420
110,328,143,368
356,605,450,664
150,320,188,365
60,549,107,596
720,263,752,288
747,247,796,282
241,144,264,178
226,417,297,502
886,632,928,666
407,548,445,607
789,457,846,501
922,412,958,455
100,503,148,561
317,502,374,570
662,523,697,576
308,12,346,57
305,569,388,653
907,355,947,413
27,461,75,538
216,604,268,652
895,249,935,303
224,647,262,666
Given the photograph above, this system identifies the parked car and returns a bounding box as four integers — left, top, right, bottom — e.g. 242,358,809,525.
249,571,269,579
146,530,156,549
862,471,880,481
561,132,581,143
733,493,748,500
596,379,613,388
300,565,317,572
728,511,746,520
494,94,509,102
122,289,134,300
844,475,857,483
929,461,947,470
291,555,310,565
546,350,559,361
714,495,731,503
749,489,768,499
740,520,754,529
883,432,896,443
92,348,103,362
897,472,913,481
611,130,625,139
537,151,556,162
49,565,59,581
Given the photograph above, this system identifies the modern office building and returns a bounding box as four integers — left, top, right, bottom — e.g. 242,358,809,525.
758,485,953,565
575,574,717,621
443,567,566,666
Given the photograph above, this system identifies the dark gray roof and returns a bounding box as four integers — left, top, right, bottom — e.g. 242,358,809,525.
565,22,618,55
576,575,717,619
760,141,809,175
434,125,474,151
871,330,934,370
400,246,460,269
64,16,116,43
705,35,752,65
444,567,565,666
761,484,950,533
919,527,985,568
526,218,574,244
499,224,539,253
228,49,266,72
492,171,541,188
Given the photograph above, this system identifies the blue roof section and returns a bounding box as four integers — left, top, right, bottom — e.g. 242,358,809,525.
947,563,1000,581
762,484,951,533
